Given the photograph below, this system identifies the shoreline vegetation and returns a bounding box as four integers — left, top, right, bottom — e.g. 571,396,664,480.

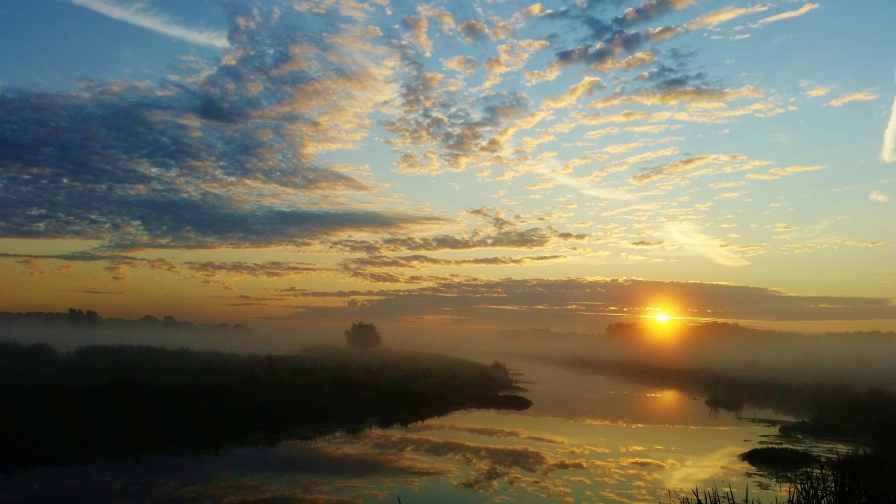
0,342,531,472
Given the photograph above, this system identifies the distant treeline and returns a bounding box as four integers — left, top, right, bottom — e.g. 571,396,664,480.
493,322,896,390
0,343,530,472
497,322,896,343
0,309,249,332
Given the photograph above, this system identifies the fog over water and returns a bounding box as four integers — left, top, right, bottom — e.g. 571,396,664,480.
2,316,884,502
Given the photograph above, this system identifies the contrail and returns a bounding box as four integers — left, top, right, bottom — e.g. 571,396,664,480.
882,96,896,163
67,0,229,49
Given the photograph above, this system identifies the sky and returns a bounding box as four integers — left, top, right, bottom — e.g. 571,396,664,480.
1,0,895,334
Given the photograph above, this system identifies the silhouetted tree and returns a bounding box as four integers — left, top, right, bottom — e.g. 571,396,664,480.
66,308,99,324
162,315,194,329
344,321,381,349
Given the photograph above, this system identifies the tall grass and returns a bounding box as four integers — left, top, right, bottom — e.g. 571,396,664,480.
666,450,896,504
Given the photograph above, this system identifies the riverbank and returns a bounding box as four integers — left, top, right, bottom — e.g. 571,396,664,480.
0,343,530,471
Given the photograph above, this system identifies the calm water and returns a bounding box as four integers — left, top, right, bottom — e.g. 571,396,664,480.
1,360,842,503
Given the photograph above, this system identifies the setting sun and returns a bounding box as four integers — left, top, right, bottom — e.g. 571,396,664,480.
655,313,670,323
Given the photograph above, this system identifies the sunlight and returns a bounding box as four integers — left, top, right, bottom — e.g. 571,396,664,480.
655,312,669,323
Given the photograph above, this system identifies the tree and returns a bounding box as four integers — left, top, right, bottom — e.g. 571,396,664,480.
66,308,100,325
344,321,381,349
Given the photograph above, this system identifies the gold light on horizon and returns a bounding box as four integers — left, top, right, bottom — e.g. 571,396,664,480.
655,312,669,323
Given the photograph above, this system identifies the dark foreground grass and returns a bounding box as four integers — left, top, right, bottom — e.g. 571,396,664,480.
664,450,896,503
780,389,896,446
0,343,530,472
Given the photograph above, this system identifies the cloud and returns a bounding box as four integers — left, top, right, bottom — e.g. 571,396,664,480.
339,254,567,281
417,4,456,33
386,78,534,171
665,222,750,267
626,125,670,134
367,432,552,472
625,147,680,164
589,86,762,109
0,10,451,250
631,154,747,185
844,240,883,248
591,52,657,73
584,127,621,139
524,62,561,84
826,91,879,107
645,26,684,42
66,0,229,48
409,423,567,445
805,86,831,98
521,4,543,17
628,240,665,248
683,5,768,30
458,20,489,42
882,97,896,163
442,56,477,76
329,208,587,256
480,40,550,89
541,77,604,110
73,289,126,295
746,165,826,180
490,20,515,41
402,16,432,56
774,223,796,232
277,276,896,326
57,264,77,274
614,0,696,27
185,261,323,284
755,3,820,25
0,252,183,281
356,431,593,495
554,32,650,71
620,457,669,469
870,191,889,202
395,149,443,175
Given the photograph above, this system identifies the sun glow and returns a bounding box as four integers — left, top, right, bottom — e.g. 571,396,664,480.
655,312,669,323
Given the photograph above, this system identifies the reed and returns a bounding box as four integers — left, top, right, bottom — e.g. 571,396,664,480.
667,450,896,504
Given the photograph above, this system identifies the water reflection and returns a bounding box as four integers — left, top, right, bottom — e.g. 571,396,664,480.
2,361,797,503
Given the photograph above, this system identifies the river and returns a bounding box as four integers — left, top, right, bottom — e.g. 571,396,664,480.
2,358,849,503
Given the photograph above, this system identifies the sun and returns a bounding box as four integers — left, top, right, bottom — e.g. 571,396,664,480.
655,312,669,323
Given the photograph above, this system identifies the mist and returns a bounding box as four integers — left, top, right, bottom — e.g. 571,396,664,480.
5,310,896,392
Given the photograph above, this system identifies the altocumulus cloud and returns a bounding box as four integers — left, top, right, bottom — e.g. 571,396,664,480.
0,4,443,250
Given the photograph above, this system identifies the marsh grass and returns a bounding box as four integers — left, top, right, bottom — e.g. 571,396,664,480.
740,447,818,473
668,450,896,504
786,450,896,503
662,485,769,504
0,343,530,472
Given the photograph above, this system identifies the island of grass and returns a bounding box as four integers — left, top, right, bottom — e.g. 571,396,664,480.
738,447,818,472
0,343,531,472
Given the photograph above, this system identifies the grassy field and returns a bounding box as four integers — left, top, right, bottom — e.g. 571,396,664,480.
0,343,530,471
